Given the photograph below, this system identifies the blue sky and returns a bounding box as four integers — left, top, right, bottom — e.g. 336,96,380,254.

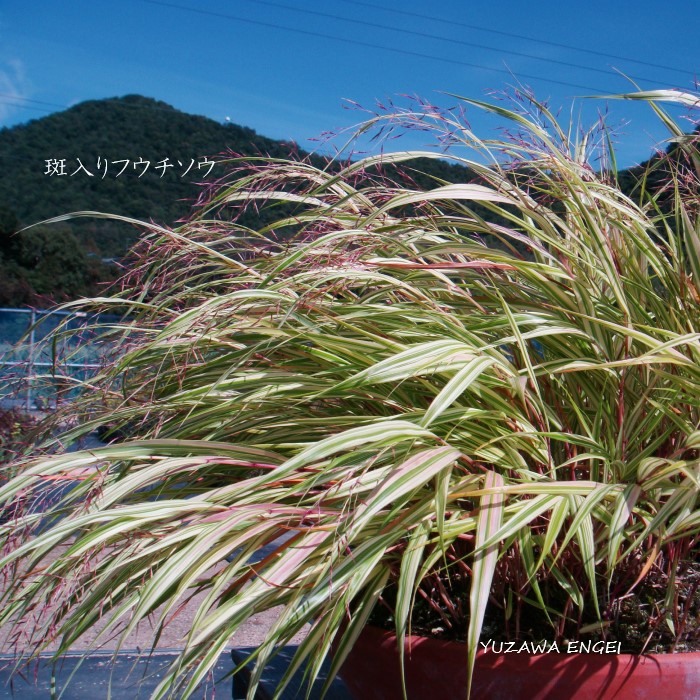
0,0,698,168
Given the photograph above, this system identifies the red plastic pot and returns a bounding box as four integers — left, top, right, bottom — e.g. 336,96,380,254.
338,625,700,700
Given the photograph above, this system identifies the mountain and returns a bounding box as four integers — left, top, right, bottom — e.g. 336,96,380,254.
0,94,692,307
0,95,490,306
0,95,304,255
0,95,317,305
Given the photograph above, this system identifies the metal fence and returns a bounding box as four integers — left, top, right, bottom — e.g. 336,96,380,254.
0,307,121,411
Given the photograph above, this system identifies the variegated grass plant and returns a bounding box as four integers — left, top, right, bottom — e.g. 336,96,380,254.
1,88,699,699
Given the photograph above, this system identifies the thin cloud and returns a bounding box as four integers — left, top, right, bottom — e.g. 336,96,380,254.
0,59,31,125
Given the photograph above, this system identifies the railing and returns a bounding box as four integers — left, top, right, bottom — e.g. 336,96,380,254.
0,307,121,412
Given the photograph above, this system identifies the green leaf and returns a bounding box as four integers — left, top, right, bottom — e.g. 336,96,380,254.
467,471,504,699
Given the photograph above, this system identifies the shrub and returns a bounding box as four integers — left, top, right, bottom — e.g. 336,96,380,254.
0,408,36,464
0,88,699,699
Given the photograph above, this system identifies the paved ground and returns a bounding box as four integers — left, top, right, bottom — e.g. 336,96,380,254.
0,540,308,654
0,651,234,699
0,432,343,698
0,511,310,698
0,647,353,700
0,538,313,699
1,430,308,653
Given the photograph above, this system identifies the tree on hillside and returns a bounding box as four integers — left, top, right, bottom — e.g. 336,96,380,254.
0,225,107,307
0,205,20,258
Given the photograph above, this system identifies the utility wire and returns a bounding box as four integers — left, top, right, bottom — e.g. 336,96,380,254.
0,95,70,113
337,0,697,78
241,0,658,86
3,2,692,131
137,0,614,94
0,93,227,120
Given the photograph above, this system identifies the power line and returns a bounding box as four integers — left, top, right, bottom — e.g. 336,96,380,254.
337,0,697,78
2,2,691,136
0,96,65,125
0,93,223,121
0,101,55,118
240,0,658,87
6,95,64,109
137,0,613,94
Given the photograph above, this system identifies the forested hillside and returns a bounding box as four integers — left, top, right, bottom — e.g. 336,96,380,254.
0,95,306,305
0,94,689,307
